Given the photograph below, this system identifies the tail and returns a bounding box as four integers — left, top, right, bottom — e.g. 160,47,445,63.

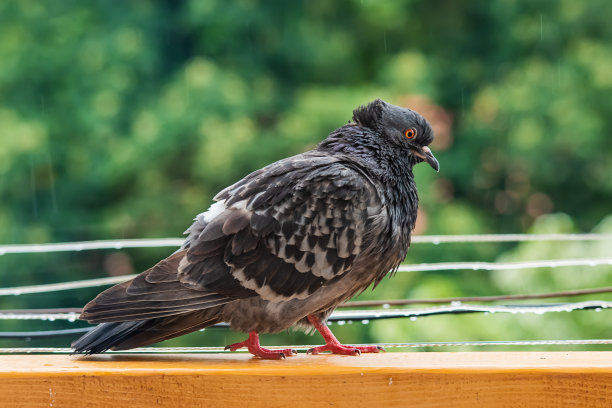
72,250,231,354
71,310,222,354
71,321,148,354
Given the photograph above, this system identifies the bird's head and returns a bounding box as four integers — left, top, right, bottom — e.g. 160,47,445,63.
352,99,439,172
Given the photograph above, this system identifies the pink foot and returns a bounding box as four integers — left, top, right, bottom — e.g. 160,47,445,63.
307,343,384,355
306,314,385,356
225,331,297,360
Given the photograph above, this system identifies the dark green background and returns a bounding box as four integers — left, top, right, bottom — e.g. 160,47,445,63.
1,0,611,350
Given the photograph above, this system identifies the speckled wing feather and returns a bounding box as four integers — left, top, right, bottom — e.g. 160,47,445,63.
80,152,384,324
178,151,384,302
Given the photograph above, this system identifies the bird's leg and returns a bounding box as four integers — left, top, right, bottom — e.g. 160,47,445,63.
306,315,385,355
225,331,297,360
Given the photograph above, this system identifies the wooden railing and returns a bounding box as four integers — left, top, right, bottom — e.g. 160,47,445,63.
1,351,611,407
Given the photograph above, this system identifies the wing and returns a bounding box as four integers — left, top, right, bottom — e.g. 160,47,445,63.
80,251,235,323
178,152,384,302
81,152,384,324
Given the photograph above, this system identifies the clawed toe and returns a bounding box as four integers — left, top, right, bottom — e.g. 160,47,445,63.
224,332,298,360
224,342,247,352
306,343,382,356
355,345,385,353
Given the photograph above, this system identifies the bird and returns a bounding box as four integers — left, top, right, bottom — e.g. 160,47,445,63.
72,98,439,359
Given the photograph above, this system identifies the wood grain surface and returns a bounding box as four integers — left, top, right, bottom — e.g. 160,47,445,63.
1,352,611,407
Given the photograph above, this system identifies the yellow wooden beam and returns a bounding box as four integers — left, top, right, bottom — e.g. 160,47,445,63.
1,352,611,407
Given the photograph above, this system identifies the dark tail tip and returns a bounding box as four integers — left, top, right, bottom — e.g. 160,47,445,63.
71,321,147,355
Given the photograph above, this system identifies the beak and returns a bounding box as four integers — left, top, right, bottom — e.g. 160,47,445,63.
413,145,440,172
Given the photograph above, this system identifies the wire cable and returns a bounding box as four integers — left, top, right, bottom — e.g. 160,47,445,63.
0,328,91,339
1,300,609,323
2,338,612,354
2,280,612,314
411,233,612,244
2,258,611,296
1,233,611,255
340,286,612,307
396,258,612,272
0,276,136,296
3,282,611,317
0,238,184,255
1,302,610,340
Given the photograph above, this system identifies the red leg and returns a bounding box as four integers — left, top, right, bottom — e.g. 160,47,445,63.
225,331,297,360
306,315,385,355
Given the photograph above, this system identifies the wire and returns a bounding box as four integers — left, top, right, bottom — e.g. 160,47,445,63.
331,301,612,321
0,328,91,339
411,233,612,244
1,233,611,255
2,338,612,354
1,300,609,323
396,258,612,272
0,238,184,255
1,301,609,340
1,257,611,297
3,281,610,317
0,308,83,314
0,311,80,321
0,276,136,296
2,281,611,315
339,286,612,307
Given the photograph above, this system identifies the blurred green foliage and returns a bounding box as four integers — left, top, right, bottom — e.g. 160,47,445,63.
1,0,611,350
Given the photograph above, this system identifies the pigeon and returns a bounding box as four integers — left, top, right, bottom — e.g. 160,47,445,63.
72,99,439,359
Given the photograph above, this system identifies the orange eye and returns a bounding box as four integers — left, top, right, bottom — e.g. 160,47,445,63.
404,128,416,139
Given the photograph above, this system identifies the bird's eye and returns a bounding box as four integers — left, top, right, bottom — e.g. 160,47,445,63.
404,128,416,139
